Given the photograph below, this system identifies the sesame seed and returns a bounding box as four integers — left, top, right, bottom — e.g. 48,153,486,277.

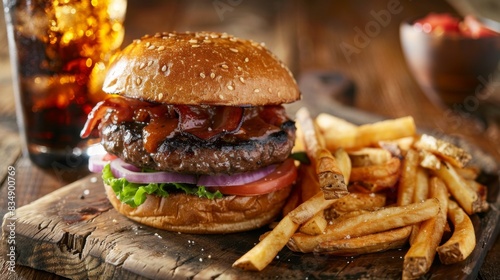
203,39,211,43
148,45,155,50
229,48,238,53
268,88,273,93
191,44,200,48
200,73,206,78
210,73,215,79
158,93,164,99
244,57,249,63
227,85,234,90
189,39,198,44
221,64,229,69
229,37,237,42
239,77,245,83
139,62,146,70
147,61,154,67
161,65,168,72
154,33,161,38
157,46,165,51
145,42,151,48
237,66,242,71
254,88,260,93
219,94,224,99
136,77,142,85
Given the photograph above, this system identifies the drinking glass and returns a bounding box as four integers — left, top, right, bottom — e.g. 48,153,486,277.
3,0,127,168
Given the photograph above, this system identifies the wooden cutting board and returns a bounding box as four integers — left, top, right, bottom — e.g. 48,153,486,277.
1,168,499,280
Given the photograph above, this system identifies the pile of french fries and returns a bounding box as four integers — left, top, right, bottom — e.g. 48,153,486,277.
233,108,489,279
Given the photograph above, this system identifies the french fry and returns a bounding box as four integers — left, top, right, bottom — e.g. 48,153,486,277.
315,113,358,133
288,198,440,253
316,113,358,150
379,136,416,153
409,167,430,244
334,148,351,184
323,116,417,151
350,157,401,191
414,134,471,168
456,166,480,180
296,108,347,199
413,167,430,203
325,186,385,219
436,200,476,264
466,179,489,212
419,149,441,170
288,191,337,225
315,226,412,256
299,211,328,235
233,215,299,271
397,149,420,206
329,191,386,214
234,189,338,271
349,147,392,167
434,161,480,215
403,177,448,279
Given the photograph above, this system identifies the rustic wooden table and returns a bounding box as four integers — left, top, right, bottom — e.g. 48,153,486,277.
0,0,499,279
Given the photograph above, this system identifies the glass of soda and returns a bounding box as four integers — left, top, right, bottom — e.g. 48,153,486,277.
3,0,127,168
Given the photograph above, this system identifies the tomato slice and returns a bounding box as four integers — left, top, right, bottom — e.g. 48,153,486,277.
208,158,297,196
103,153,118,161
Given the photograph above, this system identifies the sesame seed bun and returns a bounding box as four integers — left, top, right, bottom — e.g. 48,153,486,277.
102,31,300,106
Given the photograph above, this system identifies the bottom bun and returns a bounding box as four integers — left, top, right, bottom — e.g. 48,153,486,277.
104,183,292,234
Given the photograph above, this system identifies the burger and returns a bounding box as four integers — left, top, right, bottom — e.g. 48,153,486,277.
81,31,301,234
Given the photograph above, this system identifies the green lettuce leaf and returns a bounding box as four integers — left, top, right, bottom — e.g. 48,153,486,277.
102,164,222,208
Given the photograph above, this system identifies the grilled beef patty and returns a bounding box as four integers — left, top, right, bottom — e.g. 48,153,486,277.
100,120,296,175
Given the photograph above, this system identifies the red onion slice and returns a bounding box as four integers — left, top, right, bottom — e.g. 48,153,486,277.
90,154,277,187
197,164,277,186
88,154,112,173
110,158,197,184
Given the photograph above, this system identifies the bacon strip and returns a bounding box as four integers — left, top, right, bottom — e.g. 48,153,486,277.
176,105,244,140
81,96,284,153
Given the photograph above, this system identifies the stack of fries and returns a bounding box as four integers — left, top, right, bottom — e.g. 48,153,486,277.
233,108,488,279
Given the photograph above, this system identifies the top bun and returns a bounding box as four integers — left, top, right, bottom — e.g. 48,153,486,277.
102,31,300,106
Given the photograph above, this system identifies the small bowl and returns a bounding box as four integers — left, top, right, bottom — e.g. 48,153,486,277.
400,16,500,107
